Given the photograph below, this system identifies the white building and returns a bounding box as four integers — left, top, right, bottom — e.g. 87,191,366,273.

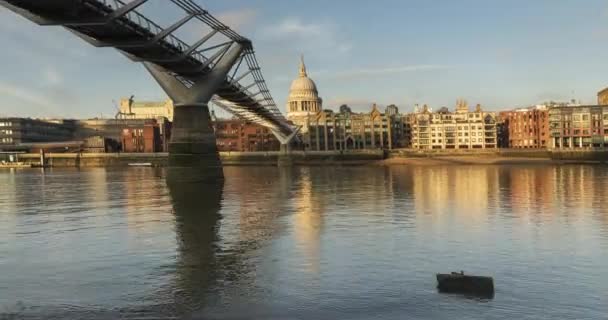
410,100,498,149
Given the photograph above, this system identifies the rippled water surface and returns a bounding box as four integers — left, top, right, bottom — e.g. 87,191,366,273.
1,165,607,319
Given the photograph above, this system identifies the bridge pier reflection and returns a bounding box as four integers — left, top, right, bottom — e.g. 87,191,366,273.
165,167,224,314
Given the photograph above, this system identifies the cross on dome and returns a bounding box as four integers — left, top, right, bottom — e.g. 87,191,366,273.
299,54,308,77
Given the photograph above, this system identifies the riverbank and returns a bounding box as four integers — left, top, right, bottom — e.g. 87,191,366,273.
385,148,608,165
8,150,385,167
2,148,607,167
381,156,554,166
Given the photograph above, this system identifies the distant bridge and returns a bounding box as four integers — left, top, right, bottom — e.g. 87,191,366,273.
1,0,298,171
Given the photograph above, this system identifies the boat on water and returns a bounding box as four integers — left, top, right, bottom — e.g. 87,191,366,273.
436,271,494,297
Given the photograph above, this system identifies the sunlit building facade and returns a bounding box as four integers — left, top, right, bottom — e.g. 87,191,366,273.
409,100,498,149
119,97,174,121
285,57,396,150
549,105,608,148
213,119,280,152
503,105,549,148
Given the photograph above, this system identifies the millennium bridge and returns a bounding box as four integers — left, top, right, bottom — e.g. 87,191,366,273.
1,0,299,171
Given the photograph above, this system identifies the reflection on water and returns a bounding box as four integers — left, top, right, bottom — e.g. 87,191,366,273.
0,165,607,319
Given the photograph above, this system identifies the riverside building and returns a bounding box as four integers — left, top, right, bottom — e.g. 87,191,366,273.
549,104,608,149
409,100,498,149
0,118,75,147
118,97,174,121
503,105,549,148
286,57,396,150
213,119,280,152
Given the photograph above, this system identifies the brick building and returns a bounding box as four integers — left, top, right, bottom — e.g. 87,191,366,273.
121,119,167,152
549,105,608,149
213,119,280,152
503,106,549,148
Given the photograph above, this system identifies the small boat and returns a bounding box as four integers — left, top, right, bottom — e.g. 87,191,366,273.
128,162,153,167
436,271,494,297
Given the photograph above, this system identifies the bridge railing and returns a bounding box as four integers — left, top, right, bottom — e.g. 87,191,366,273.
93,0,217,70
90,0,292,131
4,0,293,134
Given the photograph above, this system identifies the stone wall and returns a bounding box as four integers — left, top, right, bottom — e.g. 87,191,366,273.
15,150,386,167
18,153,169,167
389,148,499,158
13,149,608,167
389,148,608,162
551,150,608,161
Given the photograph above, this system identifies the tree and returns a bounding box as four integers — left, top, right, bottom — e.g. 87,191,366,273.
339,104,352,114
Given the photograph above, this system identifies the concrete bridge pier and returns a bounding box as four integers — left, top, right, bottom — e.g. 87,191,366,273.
169,104,220,169
272,127,300,167
144,43,245,175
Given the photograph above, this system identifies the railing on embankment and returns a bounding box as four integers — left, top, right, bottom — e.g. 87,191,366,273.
13,150,386,167
10,149,608,168
16,153,169,167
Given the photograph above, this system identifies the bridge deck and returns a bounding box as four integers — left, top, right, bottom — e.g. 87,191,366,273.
1,0,293,135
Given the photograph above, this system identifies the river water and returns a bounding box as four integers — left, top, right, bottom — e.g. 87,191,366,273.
0,165,607,319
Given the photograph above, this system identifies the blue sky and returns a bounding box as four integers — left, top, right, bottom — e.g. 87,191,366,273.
1,0,608,118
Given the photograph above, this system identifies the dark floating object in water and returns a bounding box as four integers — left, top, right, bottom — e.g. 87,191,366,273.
436,271,494,298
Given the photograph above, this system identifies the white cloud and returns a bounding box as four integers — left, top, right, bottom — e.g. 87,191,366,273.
216,8,258,32
260,17,353,55
43,67,63,86
0,10,90,60
265,18,325,38
328,65,450,79
0,82,56,111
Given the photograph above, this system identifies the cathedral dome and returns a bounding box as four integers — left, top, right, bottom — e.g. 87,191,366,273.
286,56,322,121
289,76,318,95
288,56,319,101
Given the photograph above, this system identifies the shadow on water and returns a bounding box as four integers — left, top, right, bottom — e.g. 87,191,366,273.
164,167,225,317
163,166,301,319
